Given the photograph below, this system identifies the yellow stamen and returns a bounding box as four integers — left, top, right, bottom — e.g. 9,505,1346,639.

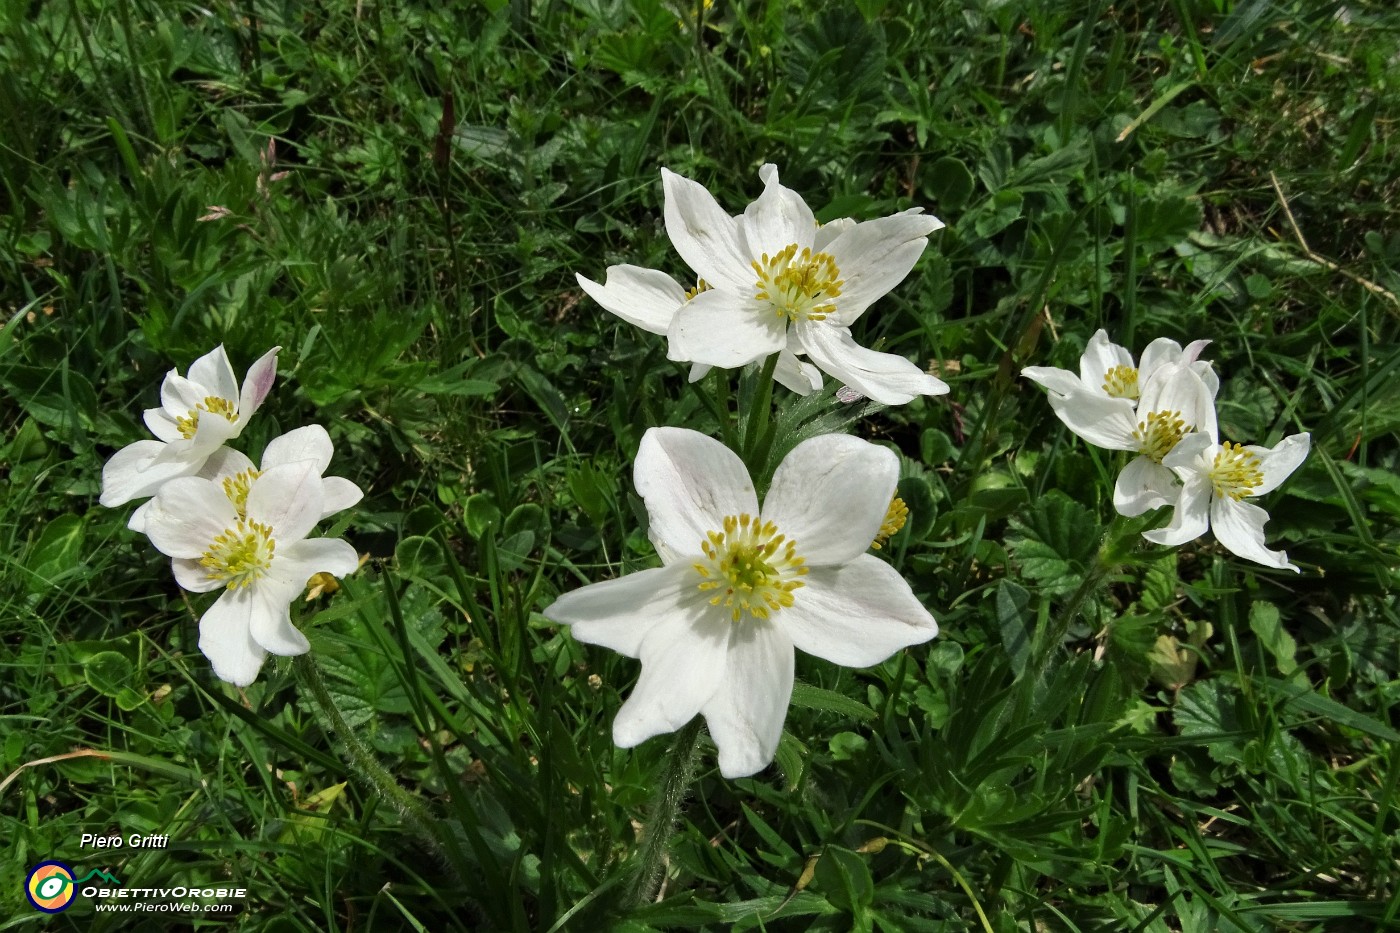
220,468,262,518
176,396,238,440
1133,410,1188,463
1102,365,1140,400
1209,442,1264,501
200,519,275,589
692,513,808,623
871,497,909,550
752,244,844,322
684,279,712,301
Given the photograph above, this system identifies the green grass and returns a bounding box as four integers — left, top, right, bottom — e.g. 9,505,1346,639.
3,0,1399,929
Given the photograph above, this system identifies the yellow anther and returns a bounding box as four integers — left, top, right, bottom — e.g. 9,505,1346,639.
1102,365,1140,400
752,243,843,322
176,395,238,440
220,468,262,518
200,519,276,589
1209,442,1264,501
692,512,808,623
684,278,712,301
871,497,909,550
1133,410,1188,463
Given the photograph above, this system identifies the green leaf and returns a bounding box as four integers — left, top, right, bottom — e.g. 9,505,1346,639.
84,651,135,699
995,580,1031,677
813,846,873,914
25,514,86,594
789,682,876,722
1006,491,1098,595
926,155,975,209
1248,601,1298,675
1172,680,1246,766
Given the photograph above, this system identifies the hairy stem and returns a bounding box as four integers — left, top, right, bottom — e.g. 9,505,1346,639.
626,718,704,906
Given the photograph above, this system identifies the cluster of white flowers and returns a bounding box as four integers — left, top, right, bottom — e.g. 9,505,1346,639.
103,345,362,686
1023,330,1310,571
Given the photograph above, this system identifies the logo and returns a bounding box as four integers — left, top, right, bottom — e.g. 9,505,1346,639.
25,862,122,913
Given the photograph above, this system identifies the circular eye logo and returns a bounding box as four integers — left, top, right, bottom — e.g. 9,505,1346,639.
26,861,76,913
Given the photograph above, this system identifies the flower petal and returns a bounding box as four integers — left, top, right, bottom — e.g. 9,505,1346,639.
172,557,222,593
1212,496,1297,572
143,408,184,443
187,345,238,401
661,168,753,290
238,346,280,419
198,589,268,686
1044,390,1138,450
262,424,334,473
145,478,238,558
576,265,686,336
813,216,856,252
740,164,816,259
1143,472,1212,546
667,287,786,368
701,620,794,778
1137,336,1187,385
634,428,758,563
773,349,822,395
612,608,732,748
1249,432,1310,496
687,362,713,383
1113,456,1180,517
795,322,948,405
1021,365,1086,398
319,477,364,519
1078,330,1133,394
159,372,207,418
101,440,197,506
246,461,324,543
824,211,942,324
547,564,699,658
276,537,361,585
777,555,938,667
1139,362,1217,441
761,434,899,565
250,584,312,657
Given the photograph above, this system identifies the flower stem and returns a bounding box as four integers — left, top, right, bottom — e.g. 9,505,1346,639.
742,353,781,473
626,717,704,906
293,655,462,877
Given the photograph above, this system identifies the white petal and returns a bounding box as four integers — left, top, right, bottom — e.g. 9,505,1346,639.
1161,431,1215,471
1113,456,1180,517
262,424,334,473
101,440,197,506
250,584,312,657
661,168,753,290
187,345,238,400
687,362,713,383
1143,473,1212,546
159,372,207,417
761,434,899,565
667,287,786,368
173,557,222,593
1078,330,1133,393
1212,496,1297,572
796,322,948,405
813,216,856,252
612,608,732,748
1137,337,1186,385
777,555,938,667
701,620,794,778
1021,365,1087,398
319,477,364,519
740,164,816,259
198,589,268,686
576,265,686,336
772,350,822,395
201,446,255,481
145,478,238,558
823,212,942,324
1044,391,1138,450
276,537,361,584
634,428,758,562
1139,363,1217,441
238,346,280,419
246,461,324,543
547,564,698,658
1249,433,1310,496
143,408,184,443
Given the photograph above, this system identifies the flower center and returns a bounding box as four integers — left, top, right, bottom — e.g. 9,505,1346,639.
1209,442,1264,501
1133,409,1188,463
201,519,276,589
176,396,238,440
871,497,909,550
220,468,262,518
684,278,712,301
1102,364,1140,400
693,513,808,622
752,244,843,322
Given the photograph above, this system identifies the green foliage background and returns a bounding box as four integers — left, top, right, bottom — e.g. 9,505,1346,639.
3,0,1399,929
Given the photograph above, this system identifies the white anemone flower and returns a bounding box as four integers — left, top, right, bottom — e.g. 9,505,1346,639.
1144,431,1311,572
101,345,280,512
1022,329,1215,407
545,427,938,778
576,264,823,394
659,164,949,405
130,424,363,534
143,460,360,686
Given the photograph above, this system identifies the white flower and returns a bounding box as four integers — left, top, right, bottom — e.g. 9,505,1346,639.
130,424,363,534
1144,432,1311,572
101,345,280,512
658,164,949,405
545,427,938,778
576,264,823,394
1022,333,1220,516
143,460,360,685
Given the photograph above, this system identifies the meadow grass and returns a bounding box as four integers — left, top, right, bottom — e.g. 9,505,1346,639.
3,0,1399,929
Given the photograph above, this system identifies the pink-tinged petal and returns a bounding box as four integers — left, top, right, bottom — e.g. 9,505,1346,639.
1143,473,1212,546
576,265,686,336
823,211,942,324
661,168,753,290
1139,362,1217,441
238,346,280,419
144,407,184,443
262,425,334,473
319,477,363,519
634,427,758,563
1113,456,1180,517
1248,433,1310,496
101,440,197,506
250,585,312,657
667,287,787,368
612,608,732,748
762,434,899,565
796,322,948,405
144,478,238,558
1021,365,1087,398
740,164,816,259
187,345,238,400
1078,330,1133,394
172,557,222,593
687,362,713,383
276,537,361,584
773,349,822,395
1044,390,1139,450
1212,496,1297,572
198,589,268,686
159,372,206,417
777,555,938,667
701,620,794,778
547,564,698,658
246,461,324,543
1137,337,1187,385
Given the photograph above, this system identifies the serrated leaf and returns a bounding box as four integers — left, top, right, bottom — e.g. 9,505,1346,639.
789,681,876,722
1006,491,1099,595
1172,680,1245,766
995,580,1031,677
